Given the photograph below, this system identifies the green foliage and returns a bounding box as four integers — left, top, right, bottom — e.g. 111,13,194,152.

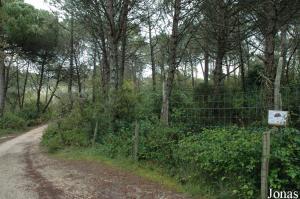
0,112,26,130
175,127,300,198
40,82,300,199
246,63,264,89
42,123,89,153
269,128,300,190
138,121,183,166
42,97,300,199
175,127,261,198
42,107,92,152
113,81,139,123
3,1,59,59
0,102,53,136
17,103,41,126
91,119,183,166
41,124,63,153
98,128,133,158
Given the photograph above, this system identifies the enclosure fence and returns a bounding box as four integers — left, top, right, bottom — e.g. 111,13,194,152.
170,83,300,129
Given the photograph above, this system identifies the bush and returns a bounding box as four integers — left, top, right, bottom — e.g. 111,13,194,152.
40,93,300,199
42,107,92,152
41,125,64,153
269,128,300,190
0,112,27,130
99,127,133,158
113,81,139,124
42,122,90,152
88,119,183,165
175,127,300,199
138,121,183,167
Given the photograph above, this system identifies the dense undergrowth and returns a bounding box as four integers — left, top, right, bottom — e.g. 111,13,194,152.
42,106,300,198
0,103,53,136
40,82,300,199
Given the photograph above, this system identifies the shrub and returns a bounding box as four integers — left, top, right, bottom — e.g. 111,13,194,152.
42,107,92,152
269,128,300,190
0,112,27,130
41,97,300,199
42,122,90,152
41,126,64,153
174,127,300,199
113,81,139,124
99,127,133,158
91,119,183,164
138,122,182,167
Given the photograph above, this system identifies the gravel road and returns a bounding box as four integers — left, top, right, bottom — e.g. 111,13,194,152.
0,125,190,199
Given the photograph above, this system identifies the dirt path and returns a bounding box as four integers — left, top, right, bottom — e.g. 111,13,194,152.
0,125,190,199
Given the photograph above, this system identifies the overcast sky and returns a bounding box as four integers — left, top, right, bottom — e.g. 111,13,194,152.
22,0,210,79
24,0,51,10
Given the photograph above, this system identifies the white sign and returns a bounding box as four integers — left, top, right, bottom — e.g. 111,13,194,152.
268,110,288,126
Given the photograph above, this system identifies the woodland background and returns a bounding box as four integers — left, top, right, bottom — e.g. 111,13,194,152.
0,0,300,198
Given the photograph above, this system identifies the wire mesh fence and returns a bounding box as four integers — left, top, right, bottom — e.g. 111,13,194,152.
170,83,300,129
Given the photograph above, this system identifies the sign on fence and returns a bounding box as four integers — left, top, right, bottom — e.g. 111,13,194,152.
268,110,288,126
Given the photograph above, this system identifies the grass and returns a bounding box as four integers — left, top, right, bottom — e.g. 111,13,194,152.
0,128,25,138
51,147,211,199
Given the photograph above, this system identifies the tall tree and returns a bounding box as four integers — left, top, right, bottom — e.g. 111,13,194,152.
160,0,181,125
68,14,74,109
250,0,300,107
0,0,7,116
4,3,59,113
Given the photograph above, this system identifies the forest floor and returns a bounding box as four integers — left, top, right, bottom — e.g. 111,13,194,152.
0,125,190,199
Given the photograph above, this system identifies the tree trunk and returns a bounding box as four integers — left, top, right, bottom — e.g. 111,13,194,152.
120,34,127,88
68,14,74,109
133,120,139,161
274,26,287,110
160,51,165,84
74,54,82,98
213,0,226,94
107,0,119,91
160,0,181,125
239,41,246,92
237,14,246,92
161,80,169,124
280,25,288,85
148,12,156,91
119,3,129,88
274,57,283,110
16,61,21,108
21,63,29,109
36,59,46,114
214,44,225,93
4,57,10,103
190,55,195,89
45,72,49,104
204,50,209,86
109,40,119,91
43,64,62,113
0,49,5,117
96,33,110,97
262,0,277,108
239,50,246,92
263,31,276,107
226,59,230,81
92,45,97,103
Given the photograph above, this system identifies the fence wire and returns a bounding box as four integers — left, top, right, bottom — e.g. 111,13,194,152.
170,84,300,129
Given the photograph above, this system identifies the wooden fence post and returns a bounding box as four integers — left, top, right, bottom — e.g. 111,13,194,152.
133,120,139,161
261,129,271,199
